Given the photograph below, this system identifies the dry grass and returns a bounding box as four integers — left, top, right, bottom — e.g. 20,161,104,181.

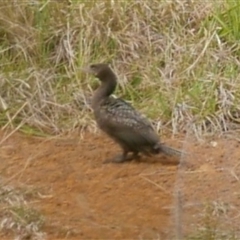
185,201,239,240
0,184,45,240
0,0,239,137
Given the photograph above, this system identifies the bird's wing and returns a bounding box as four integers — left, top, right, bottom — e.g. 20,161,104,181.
101,98,153,129
98,98,159,147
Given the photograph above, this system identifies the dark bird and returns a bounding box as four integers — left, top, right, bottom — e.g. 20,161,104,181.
83,63,183,163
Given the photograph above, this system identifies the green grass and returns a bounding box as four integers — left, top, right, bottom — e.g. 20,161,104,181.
185,202,238,240
1,2,240,237
0,0,239,137
0,185,45,239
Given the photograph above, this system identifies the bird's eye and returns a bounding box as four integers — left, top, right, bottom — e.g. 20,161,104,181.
90,64,96,69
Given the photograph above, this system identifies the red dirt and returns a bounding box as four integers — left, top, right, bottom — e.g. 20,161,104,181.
0,130,240,239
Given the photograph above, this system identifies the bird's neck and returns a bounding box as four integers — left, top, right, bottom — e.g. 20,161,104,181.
92,74,117,109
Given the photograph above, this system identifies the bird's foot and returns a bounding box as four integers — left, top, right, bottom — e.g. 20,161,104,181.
103,153,139,164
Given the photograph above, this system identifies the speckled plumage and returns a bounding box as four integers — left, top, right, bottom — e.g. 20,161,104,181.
83,63,183,163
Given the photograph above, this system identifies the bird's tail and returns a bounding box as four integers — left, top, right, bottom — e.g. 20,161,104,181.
153,143,185,157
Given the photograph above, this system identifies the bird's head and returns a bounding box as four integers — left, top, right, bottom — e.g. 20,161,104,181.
82,63,114,81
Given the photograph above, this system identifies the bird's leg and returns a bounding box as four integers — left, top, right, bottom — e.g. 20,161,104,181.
103,149,133,164
130,151,140,161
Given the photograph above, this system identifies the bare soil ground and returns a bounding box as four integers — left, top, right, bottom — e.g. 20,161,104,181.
0,130,240,239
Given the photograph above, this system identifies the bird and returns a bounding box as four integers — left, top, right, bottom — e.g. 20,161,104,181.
82,63,184,163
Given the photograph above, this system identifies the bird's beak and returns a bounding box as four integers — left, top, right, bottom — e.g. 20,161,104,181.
81,66,94,74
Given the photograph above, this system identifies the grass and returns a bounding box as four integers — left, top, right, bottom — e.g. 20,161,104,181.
0,185,45,240
0,0,239,137
1,0,240,239
185,201,238,240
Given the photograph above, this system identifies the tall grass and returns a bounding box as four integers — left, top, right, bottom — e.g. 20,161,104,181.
0,0,240,137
